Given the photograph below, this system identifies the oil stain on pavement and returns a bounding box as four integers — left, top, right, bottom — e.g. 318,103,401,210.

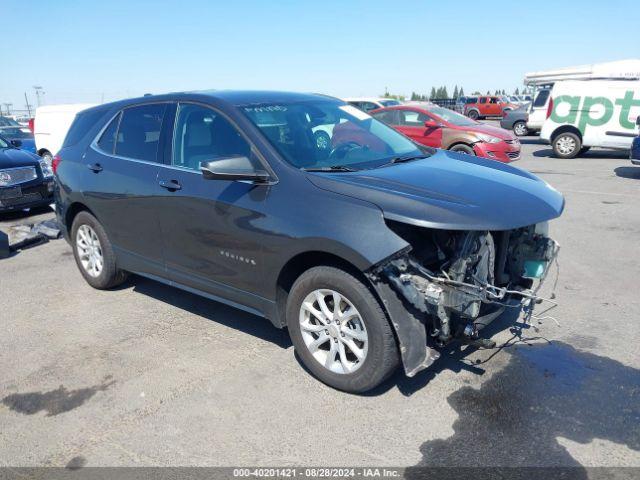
2,376,115,417
406,341,640,477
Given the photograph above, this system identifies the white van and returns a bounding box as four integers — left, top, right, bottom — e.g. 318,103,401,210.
523,59,640,141
540,80,640,158
34,104,96,161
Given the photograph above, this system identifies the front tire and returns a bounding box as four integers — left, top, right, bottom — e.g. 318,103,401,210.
71,211,128,289
286,266,399,393
513,121,529,137
467,110,479,120
449,144,475,155
552,132,582,159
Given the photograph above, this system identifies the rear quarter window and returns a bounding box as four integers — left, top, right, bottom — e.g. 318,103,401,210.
62,109,108,148
533,89,551,108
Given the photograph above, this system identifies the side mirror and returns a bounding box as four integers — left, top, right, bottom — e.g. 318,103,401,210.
424,120,441,129
10,139,22,147
200,155,269,183
636,115,640,126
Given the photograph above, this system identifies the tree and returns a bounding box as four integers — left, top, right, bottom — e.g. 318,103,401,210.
442,86,449,99
453,85,459,99
430,87,437,100
515,87,520,95
487,90,491,95
459,87,465,97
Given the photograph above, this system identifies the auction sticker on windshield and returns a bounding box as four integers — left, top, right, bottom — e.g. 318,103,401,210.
340,105,372,121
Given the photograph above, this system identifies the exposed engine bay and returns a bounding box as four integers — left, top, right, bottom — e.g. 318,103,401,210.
368,221,559,376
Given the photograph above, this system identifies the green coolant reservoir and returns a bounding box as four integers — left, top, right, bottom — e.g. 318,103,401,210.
523,260,547,279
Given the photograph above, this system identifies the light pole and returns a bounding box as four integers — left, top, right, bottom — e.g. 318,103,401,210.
3,103,12,115
33,86,44,107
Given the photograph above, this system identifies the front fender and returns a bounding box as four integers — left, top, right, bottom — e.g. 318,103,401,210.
367,263,440,377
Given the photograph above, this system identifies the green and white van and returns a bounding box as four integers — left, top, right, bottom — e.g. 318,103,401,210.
540,79,640,158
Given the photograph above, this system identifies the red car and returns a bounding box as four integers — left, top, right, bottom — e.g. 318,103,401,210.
463,96,517,120
370,104,521,163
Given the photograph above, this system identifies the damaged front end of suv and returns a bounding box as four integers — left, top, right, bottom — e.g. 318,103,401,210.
306,151,565,379
367,221,559,377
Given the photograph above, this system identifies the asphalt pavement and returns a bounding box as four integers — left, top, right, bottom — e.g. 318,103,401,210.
1,132,639,470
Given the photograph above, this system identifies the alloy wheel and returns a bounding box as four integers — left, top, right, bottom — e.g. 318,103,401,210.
299,289,368,374
556,135,577,155
76,225,104,278
514,122,528,136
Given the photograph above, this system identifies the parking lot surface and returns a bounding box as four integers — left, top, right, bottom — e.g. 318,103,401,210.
1,132,639,469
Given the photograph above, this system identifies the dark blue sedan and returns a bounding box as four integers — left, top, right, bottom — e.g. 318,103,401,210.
0,134,54,212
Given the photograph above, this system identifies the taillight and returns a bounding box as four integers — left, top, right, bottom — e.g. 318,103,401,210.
28,118,34,134
52,155,62,175
546,97,554,119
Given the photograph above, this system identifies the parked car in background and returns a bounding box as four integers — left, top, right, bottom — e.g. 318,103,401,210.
501,108,534,137
34,103,96,162
0,116,21,128
54,90,562,393
0,126,37,154
463,96,517,120
541,80,640,158
525,88,552,134
343,97,402,113
11,115,33,126
371,104,521,162
0,134,54,212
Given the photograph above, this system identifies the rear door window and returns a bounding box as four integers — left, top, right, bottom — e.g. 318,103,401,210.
533,89,551,108
96,112,121,154
114,104,167,162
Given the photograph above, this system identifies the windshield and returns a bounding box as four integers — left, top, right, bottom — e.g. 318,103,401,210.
242,100,423,170
427,106,477,126
380,99,401,107
0,127,32,138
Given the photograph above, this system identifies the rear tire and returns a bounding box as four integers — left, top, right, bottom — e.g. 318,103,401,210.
71,211,128,289
513,121,529,137
552,132,582,159
286,266,399,393
449,144,475,155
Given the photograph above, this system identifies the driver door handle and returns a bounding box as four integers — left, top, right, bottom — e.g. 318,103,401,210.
87,163,103,173
158,179,182,191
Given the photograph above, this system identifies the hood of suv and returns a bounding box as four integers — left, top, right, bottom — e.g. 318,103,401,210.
306,150,564,231
0,147,40,169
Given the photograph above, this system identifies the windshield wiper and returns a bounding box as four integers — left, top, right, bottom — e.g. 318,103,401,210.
376,154,430,168
302,165,358,172
390,154,431,164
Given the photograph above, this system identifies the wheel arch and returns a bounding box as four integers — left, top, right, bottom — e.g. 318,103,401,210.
64,202,97,235
37,148,51,158
550,124,582,143
274,250,389,329
448,141,476,154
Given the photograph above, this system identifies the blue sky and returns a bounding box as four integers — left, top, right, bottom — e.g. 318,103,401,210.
1,0,639,110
